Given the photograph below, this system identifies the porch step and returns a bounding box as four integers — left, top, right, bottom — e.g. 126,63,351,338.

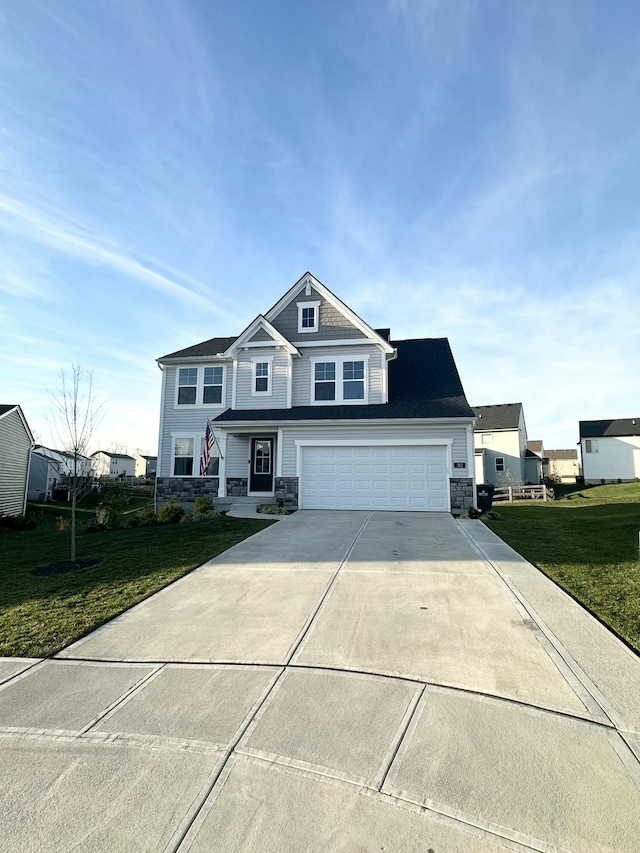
226,498,277,518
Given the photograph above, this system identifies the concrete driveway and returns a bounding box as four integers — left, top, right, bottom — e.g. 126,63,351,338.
1,511,639,851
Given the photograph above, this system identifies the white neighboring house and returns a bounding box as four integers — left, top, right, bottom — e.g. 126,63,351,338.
525,440,545,484
28,446,93,501
91,451,137,479
134,455,157,477
155,272,477,513
473,403,530,486
0,404,34,516
545,449,580,484
579,419,640,484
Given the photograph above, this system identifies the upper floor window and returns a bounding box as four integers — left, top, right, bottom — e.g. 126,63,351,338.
495,457,505,472
177,368,197,405
343,361,365,400
252,356,273,396
203,366,223,404
314,362,336,401
585,439,598,453
312,356,368,404
297,300,320,333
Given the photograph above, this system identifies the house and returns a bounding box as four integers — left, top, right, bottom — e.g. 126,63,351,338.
0,404,34,516
544,449,580,483
28,446,94,501
135,455,157,478
525,440,545,484
91,451,137,479
155,273,476,513
473,403,531,486
579,419,640,484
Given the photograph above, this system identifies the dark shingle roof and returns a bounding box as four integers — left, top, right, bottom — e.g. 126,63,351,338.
92,451,136,460
214,338,474,423
546,449,578,460
579,418,640,438
0,404,18,417
472,403,523,431
158,336,239,361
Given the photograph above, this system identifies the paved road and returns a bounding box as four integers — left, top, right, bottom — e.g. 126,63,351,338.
1,511,639,851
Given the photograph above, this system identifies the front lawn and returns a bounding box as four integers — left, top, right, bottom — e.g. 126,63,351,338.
0,515,274,658
484,482,640,653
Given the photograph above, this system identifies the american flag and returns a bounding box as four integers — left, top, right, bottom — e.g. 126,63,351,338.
200,420,215,476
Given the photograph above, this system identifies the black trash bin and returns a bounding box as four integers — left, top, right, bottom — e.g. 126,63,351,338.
476,483,495,513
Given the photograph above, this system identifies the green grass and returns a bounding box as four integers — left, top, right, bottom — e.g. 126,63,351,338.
484,482,640,653
0,514,274,658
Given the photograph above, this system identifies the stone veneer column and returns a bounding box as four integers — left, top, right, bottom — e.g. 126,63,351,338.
274,477,298,509
449,477,474,512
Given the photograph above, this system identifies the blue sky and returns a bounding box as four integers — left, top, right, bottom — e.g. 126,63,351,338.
1,0,639,455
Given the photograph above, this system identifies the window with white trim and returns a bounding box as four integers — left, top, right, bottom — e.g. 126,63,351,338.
203,366,224,404
177,368,197,405
252,357,273,396
343,360,365,400
174,438,194,475
297,301,320,333
495,457,505,472
585,439,598,453
314,362,336,401
311,356,368,404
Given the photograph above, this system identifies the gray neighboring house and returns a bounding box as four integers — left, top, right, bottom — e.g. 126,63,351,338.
525,440,545,484
473,403,532,486
0,404,34,516
155,272,476,513
135,455,157,478
579,418,640,483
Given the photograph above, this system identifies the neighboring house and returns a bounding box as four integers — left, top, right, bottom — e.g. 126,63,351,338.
473,403,530,486
579,419,640,484
91,451,137,479
28,446,94,500
525,440,545,484
0,404,34,516
544,449,580,483
135,455,157,478
155,272,476,513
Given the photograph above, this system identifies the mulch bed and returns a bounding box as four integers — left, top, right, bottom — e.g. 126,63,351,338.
31,557,102,577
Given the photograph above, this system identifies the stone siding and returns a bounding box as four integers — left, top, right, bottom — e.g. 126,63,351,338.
275,476,299,509
155,477,219,511
226,477,248,497
449,477,474,513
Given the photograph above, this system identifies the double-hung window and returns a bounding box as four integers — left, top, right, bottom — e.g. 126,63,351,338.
585,439,598,453
312,357,367,403
495,457,505,472
177,368,197,405
314,362,336,401
252,357,273,396
199,437,220,475
174,438,194,475
343,361,365,400
297,300,320,333
203,366,223,404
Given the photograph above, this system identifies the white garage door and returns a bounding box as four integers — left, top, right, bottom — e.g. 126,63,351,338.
300,445,448,511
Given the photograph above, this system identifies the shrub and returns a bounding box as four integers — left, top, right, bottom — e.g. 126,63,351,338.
0,513,37,531
157,501,185,524
137,505,158,526
105,493,127,529
192,497,216,519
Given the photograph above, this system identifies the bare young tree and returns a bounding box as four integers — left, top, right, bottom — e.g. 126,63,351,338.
49,366,105,561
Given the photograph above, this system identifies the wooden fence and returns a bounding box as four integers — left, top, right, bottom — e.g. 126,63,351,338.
493,484,555,503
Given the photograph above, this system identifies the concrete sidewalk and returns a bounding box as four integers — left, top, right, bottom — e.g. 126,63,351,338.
1,511,639,851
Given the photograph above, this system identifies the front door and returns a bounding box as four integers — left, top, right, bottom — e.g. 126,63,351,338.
249,437,274,493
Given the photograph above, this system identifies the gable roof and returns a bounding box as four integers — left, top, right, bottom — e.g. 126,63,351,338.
214,337,474,423
579,418,640,438
0,404,34,443
265,272,395,355
473,403,523,431
0,404,18,418
223,315,300,358
527,440,543,454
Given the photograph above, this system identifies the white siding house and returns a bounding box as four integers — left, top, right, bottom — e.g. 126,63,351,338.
0,405,34,516
155,273,476,513
580,419,640,483
473,403,529,486
91,451,137,478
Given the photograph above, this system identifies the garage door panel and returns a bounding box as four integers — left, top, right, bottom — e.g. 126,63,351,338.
301,445,449,512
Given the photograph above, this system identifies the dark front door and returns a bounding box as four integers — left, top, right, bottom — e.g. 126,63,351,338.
250,437,274,493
